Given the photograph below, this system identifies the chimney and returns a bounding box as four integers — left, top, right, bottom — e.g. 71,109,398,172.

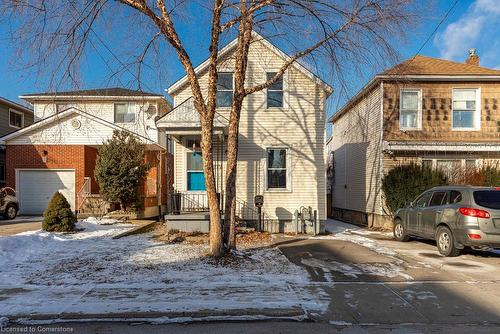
465,48,479,66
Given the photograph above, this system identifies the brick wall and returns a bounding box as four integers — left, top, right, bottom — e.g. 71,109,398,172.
6,145,172,210
5,145,86,207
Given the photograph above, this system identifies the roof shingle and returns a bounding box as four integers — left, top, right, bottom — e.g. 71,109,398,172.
381,55,500,76
22,87,163,98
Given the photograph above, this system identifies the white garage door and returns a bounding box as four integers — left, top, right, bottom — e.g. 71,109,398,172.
18,170,76,215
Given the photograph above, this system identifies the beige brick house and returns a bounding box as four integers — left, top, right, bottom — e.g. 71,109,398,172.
329,50,500,228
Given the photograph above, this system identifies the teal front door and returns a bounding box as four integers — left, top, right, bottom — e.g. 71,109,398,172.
187,151,206,191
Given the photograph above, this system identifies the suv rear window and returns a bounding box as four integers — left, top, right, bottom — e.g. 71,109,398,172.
473,190,500,210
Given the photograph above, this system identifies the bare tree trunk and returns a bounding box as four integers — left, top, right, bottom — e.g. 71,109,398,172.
201,120,223,257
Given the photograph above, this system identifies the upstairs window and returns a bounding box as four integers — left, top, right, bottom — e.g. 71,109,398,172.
266,72,284,108
400,89,421,130
9,109,24,129
216,73,233,108
114,103,135,123
266,148,288,190
452,88,479,130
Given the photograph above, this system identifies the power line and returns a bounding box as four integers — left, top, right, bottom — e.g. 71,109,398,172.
408,0,460,62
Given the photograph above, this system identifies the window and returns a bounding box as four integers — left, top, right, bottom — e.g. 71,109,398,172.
415,192,432,208
400,89,421,129
465,159,476,169
449,190,462,204
187,151,205,191
0,163,5,182
473,190,500,210
216,73,233,107
422,159,432,169
266,72,284,108
429,191,447,207
436,160,461,176
267,148,288,190
9,109,24,128
114,103,135,123
452,88,479,129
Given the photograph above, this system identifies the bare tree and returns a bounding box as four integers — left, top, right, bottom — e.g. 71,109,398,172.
1,0,421,256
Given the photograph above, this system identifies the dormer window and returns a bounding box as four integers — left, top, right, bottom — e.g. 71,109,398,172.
114,103,135,123
216,73,233,108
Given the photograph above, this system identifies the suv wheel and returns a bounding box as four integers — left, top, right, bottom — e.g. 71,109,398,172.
3,204,18,220
436,226,460,257
393,219,409,242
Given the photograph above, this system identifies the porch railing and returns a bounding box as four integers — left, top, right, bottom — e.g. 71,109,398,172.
168,191,272,228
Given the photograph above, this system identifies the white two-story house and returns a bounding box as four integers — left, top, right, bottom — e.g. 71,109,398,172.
156,33,332,231
1,88,170,217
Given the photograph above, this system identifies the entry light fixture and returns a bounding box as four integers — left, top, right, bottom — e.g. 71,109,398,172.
42,150,49,163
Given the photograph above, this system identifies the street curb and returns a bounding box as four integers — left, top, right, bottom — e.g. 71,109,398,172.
10,307,307,324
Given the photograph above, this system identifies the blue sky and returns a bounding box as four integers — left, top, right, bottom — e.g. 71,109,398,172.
0,0,499,121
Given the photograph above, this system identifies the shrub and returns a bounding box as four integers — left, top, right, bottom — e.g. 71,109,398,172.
95,130,150,211
448,165,500,186
42,192,77,232
382,163,448,215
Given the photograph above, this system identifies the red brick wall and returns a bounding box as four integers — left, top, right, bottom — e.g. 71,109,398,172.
5,145,86,207
6,145,172,211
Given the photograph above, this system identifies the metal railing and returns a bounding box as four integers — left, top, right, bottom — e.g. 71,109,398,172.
168,191,273,228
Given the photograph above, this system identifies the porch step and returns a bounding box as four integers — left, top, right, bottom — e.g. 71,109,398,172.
165,212,211,233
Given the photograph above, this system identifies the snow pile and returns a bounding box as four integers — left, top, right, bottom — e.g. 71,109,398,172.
81,216,121,225
0,222,327,319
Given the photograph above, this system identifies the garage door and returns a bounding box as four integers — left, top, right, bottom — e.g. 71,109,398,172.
18,170,75,215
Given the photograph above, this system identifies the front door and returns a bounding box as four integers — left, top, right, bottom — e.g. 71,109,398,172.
187,151,206,191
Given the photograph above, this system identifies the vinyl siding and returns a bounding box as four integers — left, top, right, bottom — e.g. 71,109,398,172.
331,84,383,215
171,39,327,220
10,101,161,145
0,102,34,136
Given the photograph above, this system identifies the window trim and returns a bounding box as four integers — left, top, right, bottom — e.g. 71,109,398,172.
451,87,481,131
265,71,285,109
264,147,292,192
113,103,136,124
9,109,24,129
216,72,234,109
399,88,422,131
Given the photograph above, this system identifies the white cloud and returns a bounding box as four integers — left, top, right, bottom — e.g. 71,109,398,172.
434,0,500,61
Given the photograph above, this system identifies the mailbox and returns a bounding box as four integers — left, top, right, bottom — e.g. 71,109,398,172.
254,195,264,208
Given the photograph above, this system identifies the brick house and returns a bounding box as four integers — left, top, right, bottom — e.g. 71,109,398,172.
0,96,34,187
0,88,171,217
329,50,500,228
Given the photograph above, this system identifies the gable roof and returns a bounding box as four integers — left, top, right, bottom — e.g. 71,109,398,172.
0,96,33,114
329,55,500,124
0,107,163,149
20,87,164,101
382,55,500,76
167,31,333,95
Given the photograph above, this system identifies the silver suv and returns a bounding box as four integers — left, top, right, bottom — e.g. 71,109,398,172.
0,187,19,220
393,186,500,257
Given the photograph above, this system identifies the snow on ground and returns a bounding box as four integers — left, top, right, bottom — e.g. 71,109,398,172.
307,219,412,281
0,219,328,319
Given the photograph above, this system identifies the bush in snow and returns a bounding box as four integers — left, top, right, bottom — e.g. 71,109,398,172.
382,163,448,215
95,130,150,211
43,192,77,232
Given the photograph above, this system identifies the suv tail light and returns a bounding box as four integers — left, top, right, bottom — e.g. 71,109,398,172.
459,207,490,219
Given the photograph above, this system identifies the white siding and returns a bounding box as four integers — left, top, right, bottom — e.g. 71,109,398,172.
171,39,327,220
331,84,383,215
14,101,161,145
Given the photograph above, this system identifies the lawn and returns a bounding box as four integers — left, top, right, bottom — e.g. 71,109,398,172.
0,219,327,321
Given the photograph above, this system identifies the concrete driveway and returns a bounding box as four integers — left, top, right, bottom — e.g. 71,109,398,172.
277,219,500,328
0,216,42,236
